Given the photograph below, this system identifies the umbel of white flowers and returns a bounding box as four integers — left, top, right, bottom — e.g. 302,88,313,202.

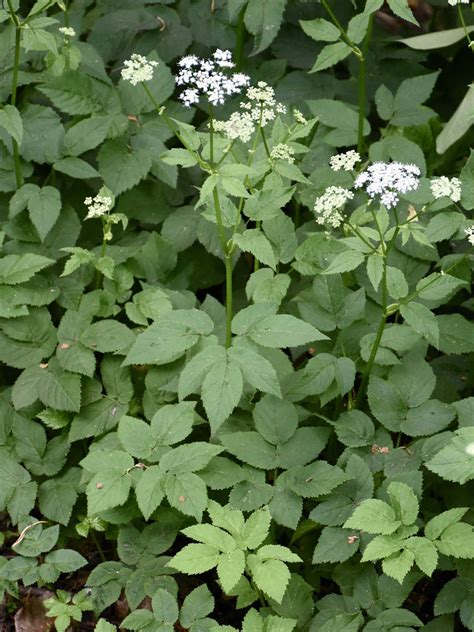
84,194,113,220
466,226,474,246
430,176,462,202
121,54,159,86
176,49,250,106
314,186,354,228
354,161,421,208
448,0,470,5
59,26,76,37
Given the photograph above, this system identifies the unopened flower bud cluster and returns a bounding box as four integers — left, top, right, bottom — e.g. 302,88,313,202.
430,176,462,202
270,143,295,164
176,49,250,107
314,186,354,228
240,81,286,127
59,26,76,37
121,54,159,86
465,226,474,246
330,150,361,172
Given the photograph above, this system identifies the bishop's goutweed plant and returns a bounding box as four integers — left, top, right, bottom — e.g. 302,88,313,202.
0,0,473,630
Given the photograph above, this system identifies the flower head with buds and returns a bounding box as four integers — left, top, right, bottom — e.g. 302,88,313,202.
213,112,255,143
465,226,474,246
294,109,307,125
314,186,354,228
59,26,76,38
84,194,113,220
270,143,295,164
330,150,361,172
240,81,286,127
121,54,159,86
354,161,421,208
176,49,250,107
430,176,462,202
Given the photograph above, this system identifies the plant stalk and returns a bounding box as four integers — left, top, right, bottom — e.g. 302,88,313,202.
8,1,23,189
357,14,374,153
212,188,233,348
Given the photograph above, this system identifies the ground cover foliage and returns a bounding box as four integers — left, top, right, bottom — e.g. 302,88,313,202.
0,0,474,629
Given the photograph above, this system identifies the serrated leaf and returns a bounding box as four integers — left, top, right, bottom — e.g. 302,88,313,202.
201,354,243,434
135,466,165,520
344,499,401,535
218,548,246,594
0,254,54,284
249,558,290,603
310,42,352,73
426,428,474,484
168,543,220,574
382,549,415,584
38,365,81,413
98,138,153,196
313,527,360,564
0,105,23,144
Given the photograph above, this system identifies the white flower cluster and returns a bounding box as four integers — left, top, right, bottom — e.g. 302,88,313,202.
330,150,361,172
59,26,76,37
430,176,462,202
176,49,250,107
465,226,474,246
448,0,470,5
84,194,113,220
465,441,474,456
240,81,286,127
270,143,295,164
121,54,159,86
294,109,307,125
213,111,255,143
314,186,354,228
354,161,421,208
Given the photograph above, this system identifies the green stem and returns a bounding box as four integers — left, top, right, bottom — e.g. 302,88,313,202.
357,14,373,154
209,105,215,166
213,188,233,348
260,126,271,159
458,4,473,50
90,531,107,563
9,4,23,189
321,0,362,55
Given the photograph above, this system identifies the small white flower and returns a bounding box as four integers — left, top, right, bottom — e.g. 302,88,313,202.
314,186,354,228
465,226,474,246
270,143,295,164
448,0,470,5
294,109,307,125
59,26,76,37
354,161,421,208
84,194,113,220
240,81,286,127
121,54,159,86
330,150,361,172
213,111,255,143
465,442,474,456
175,50,249,107
430,176,462,202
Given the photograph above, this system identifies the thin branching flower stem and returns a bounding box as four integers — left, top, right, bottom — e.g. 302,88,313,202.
7,0,23,189
458,3,474,50
354,207,400,408
357,14,374,153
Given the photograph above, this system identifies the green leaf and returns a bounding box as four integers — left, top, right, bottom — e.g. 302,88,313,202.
436,522,474,559
44,549,87,573
164,471,208,520
0,105,23,144
382,549,415,584
27,185,62,242
86,468,132,515
38,468,81,526
38,71,109,115
135,466,165,520
237,313,327,348
322,250,365,275
300,18,340,42
201,352,243,434
425,508,468,541
64,115,114,156
405,537,438,576
38,364,81,413
53,157,101,180
253,395,297,445
437,85,474,154
233,230,277,270
152,588,179,624
334,410,375,448
81,320,134,354
180,584,215,628
244,0,287,54
400,302,439,347
241,507,272,549
343,499,401,535
227,346,281,398
313,527,359,564
426,428,474,484
220,432,277,470
248,557,290,603
400,25,474,50
310,42,352,73
0,254,54,285
160,443,223,474
218,548,246,593
387,481,419,526
98,139,153,196
436,314,474,355
168,543,220,574
124,321,199,367
387,0,418,25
